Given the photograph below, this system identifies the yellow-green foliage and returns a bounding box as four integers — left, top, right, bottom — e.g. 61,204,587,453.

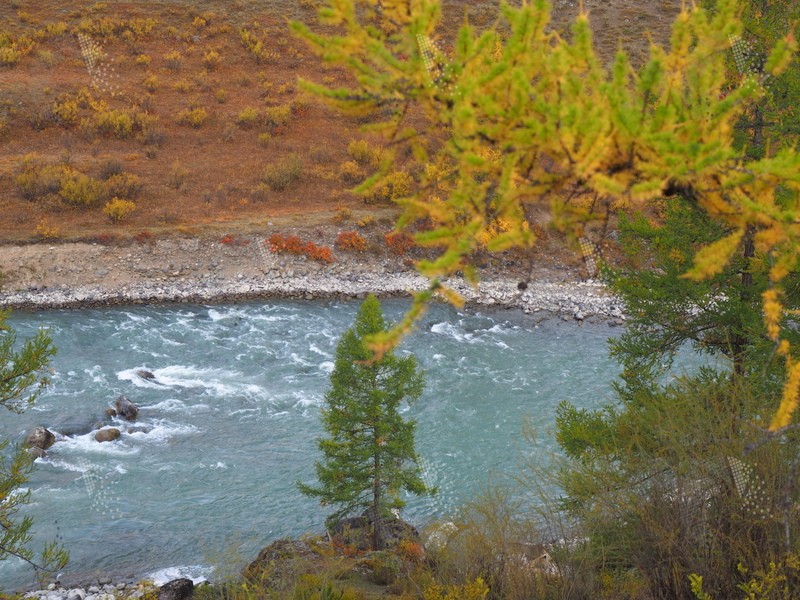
78,16,157,40
103,198,136,223
215,88,227,103
53,97,80,127
203,50,221,70
105,173,142,199
44,22,69,37
15,155,64,200
59,171,107,206
164,51,182,71
347,139,381,167
365,170,412,203
239,28,268,63
135,54,151,68
143,74,158,93
263,154,302,191
37,49,55,67
423,578,490,600
172,79,191,93
237,107,259,127
263,104,291,127
92,108,135,138
339,161,365,185
176,107,208,128
0,32,34,67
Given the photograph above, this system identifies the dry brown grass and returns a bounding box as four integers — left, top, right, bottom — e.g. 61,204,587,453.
0,0,680,242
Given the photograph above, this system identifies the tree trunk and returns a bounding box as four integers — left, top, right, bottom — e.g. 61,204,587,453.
372,449,382,550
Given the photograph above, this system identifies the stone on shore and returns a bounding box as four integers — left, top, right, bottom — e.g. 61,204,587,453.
157,578,193,600
114,395,139,420
95,428,121,443
25,427,56,451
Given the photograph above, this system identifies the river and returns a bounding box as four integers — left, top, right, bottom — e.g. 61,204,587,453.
1,299,622,590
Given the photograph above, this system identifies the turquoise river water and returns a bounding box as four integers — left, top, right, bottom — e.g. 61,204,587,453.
0,299,626,590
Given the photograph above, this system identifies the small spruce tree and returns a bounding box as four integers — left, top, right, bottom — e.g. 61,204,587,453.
0,309,68,581
298,295,433,550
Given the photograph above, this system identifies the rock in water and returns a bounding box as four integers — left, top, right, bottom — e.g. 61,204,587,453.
136,370,156,381
157,578,194,600
95,428,121,443
105,408,117,418
24,427,56,450
115,395,139,420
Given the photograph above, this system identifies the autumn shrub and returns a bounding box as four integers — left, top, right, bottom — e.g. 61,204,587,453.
335,231,367,253
239,28,268,63
106,172,142,199
203,50,221,70
219,234,250,246
133,230,154,244
339,161,365,185
34,219,61,240
333,205,352,223
135,53,151,67
249,182,271,202
164,50,182,70
176,107,208,128
237,107,259,128
365,170,412,203
263,154,302,191
97,158,124,180
347,139,381,167
263,104,291,128
103,198,136,223
266,234,333,263
15,155,63,200
92,108,135,138
142,74,158,92
59,171,107,206
384,231,415,256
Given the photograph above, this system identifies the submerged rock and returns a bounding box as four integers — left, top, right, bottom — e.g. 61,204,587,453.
25,427,56,451
114,395,138,421
95,428,121,443
136,370,156,381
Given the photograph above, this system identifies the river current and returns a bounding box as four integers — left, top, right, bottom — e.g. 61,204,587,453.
1,299,623,590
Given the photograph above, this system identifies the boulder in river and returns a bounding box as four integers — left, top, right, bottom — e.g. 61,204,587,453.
157,578,194,600
136,369,156,381
24,427,55,451
114,395,139,420
105,408,117,418
95,428,121,443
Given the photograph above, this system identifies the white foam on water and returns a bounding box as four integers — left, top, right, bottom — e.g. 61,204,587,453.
319,361,334,374
145,565,212,586
117,367,165,389
40,458,92,474
430,322,474,343
125,420,198,445
290,353,313,367
146,398,189,413
308,343,330,357
57,431,140,456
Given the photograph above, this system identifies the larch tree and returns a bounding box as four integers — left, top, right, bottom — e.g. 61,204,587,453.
291,0,800,427
0,310,68,581
297,295,432,550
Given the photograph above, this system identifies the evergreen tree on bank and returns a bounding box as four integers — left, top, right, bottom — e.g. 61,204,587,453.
298,295,433,550
0,310,68,582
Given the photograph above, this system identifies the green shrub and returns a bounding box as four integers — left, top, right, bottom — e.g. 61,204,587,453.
93,108,135,138
59,171,107,206
263,104,291,127
164,50,182,70
103,198,136,223
15,156,64,200
339,161,364,185
176,107,208,128
106,172,142,199
142,74,158,92
236,106,259,128
263,154,302,191
202,49,221,70
347,139,381,167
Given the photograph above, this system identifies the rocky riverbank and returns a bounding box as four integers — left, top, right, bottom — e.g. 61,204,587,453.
0,234,623,321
